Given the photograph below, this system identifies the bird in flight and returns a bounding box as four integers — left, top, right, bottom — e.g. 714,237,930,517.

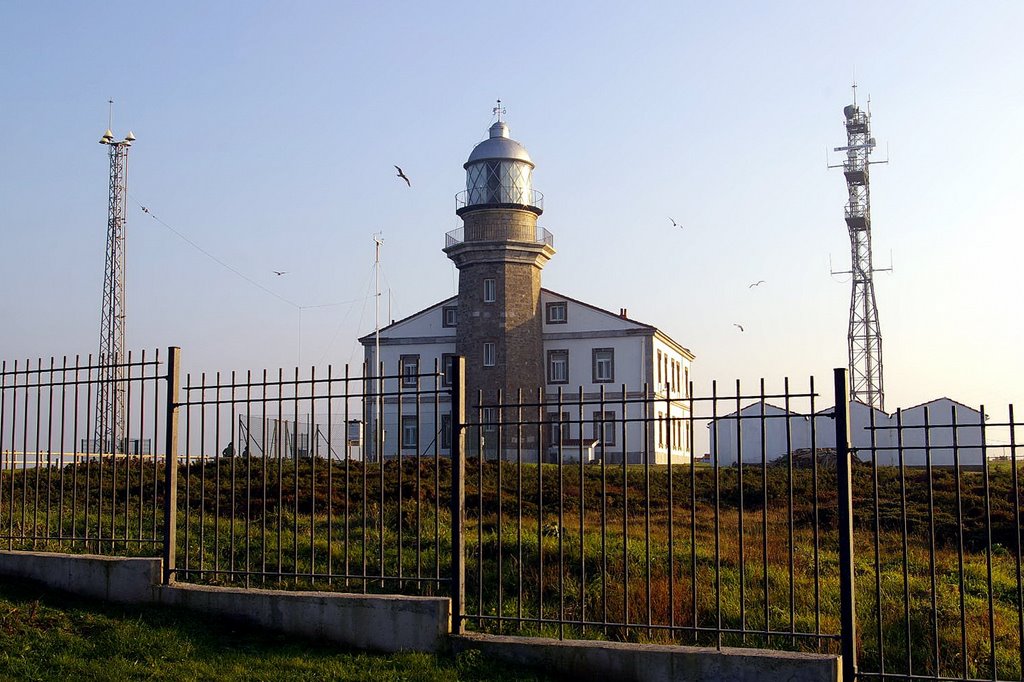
394,165,411,187
273,271,288,277
749,280,766,288
734,323,745,332
669,217,681,229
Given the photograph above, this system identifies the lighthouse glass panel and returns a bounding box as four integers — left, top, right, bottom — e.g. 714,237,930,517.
466,160,533,206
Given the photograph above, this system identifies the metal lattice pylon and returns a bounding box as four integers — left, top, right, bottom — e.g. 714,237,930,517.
832,90,885,411
95,130,133,453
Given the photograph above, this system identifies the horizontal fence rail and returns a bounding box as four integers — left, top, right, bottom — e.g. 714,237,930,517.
3,347,1024,681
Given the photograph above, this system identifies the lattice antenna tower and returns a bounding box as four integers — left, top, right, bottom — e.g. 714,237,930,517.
829,84,888,411
95,105,135,454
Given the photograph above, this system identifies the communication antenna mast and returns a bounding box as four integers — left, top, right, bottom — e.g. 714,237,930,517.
373,232,384,462
95,106,136,454
829,84,888,410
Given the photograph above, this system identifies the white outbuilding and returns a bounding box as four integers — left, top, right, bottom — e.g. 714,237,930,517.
708,397,988,466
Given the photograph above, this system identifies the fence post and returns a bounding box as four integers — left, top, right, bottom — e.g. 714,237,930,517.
450,355,466,635
833,368,858,680
163,346,181,585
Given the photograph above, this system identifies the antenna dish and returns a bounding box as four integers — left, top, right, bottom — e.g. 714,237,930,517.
124,131,136,142
99,129,114,144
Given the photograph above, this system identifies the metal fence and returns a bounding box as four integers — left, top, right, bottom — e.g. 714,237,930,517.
0,350,169,554
172,358,452,594
1,348,1022,681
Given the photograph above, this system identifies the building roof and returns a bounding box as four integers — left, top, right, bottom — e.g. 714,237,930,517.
897,397,981,416
539,288,694,359
358,295,457,344
707,400,808,421
465,121,534,166
359,287,693,359
814,400,889,417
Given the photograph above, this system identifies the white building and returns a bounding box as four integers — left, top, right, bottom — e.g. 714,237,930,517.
709,397,988,466
360,112,693,464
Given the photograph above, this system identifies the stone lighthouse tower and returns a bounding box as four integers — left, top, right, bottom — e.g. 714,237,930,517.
443,106,555,451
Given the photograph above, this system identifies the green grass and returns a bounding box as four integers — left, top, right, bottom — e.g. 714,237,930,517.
0,577,559,681
3,456,1023,679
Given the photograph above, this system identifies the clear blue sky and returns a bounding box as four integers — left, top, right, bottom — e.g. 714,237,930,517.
1,1,1021,412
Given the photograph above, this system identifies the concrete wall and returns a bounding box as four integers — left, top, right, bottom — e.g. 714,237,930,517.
453,633,841,682
160,583,449,653
0,550,449,653
0,551,842,679
0,551,160,604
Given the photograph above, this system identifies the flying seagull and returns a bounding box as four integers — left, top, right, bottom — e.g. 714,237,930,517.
734,323,745,332
748,280,766,288
669,217,681,229
273,271,288,276
394,165,411,187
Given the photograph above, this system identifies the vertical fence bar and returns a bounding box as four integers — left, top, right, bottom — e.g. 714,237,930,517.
980,404,997,680
833,368,857,680
1010,404,1024,681
450,356,466,635
163,346,181,585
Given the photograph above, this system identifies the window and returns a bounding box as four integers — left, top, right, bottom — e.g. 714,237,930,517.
482,407,497,433
684,367,689,396
442,353,456,387
400,355,419,388
441,414,452,449
593,348,614,383
547,349,568,384
442,305,457,328
483,278,496,303
592,411,616,446
545,301,567,324
656,350,662,385
402,416,418,449
483,342,496,367
548,411,571,445
657,411,664,447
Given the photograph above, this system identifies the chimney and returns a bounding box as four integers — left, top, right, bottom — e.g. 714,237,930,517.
619,308,628,319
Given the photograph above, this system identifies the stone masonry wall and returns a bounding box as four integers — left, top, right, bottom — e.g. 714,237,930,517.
453,208,548,456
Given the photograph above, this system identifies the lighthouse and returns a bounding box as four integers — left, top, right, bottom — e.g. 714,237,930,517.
362,105,693,464
443,105,555,450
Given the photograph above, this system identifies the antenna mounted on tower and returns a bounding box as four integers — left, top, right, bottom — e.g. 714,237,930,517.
827,83,889,411
95,106,135,454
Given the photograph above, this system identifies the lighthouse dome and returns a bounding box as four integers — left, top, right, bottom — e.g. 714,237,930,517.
460,118,541,215
466,121,534,166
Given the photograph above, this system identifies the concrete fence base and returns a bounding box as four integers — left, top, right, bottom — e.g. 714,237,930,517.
160,582,449,653
0,551,449,653
0,551,160,604
0,551,841,680
452,633,842,682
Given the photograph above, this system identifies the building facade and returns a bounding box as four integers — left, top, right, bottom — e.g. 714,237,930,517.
361,115,693,464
